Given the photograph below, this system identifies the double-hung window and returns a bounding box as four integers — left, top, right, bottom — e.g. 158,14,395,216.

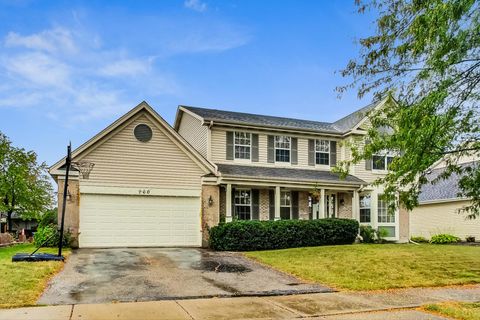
377,197,395,223
372,152,395,170
234,189,251,220
359,194,371,223
275,136,291,163
280,191,291,219
315,139,330,165
234,132,251,160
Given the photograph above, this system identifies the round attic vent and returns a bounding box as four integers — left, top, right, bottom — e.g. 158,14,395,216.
134,124,153,142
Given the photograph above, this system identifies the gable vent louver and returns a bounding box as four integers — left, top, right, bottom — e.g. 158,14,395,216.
134,124,153,142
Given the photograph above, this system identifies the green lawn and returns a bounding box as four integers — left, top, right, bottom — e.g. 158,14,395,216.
0,244,70,308
424,302,480,320
245,244,480,291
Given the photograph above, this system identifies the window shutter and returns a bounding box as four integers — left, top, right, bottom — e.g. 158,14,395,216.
252,134,259,162
330,141,337,167
291,137,298,165
365,139,372,170
267,135,275,163
226,132,234,160
269,189,275,220
252,189,259,220
291,191,299,219
308,139,315,166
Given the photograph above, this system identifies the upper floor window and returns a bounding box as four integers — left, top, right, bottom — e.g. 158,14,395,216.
315,139,330,165
372,152,395,170
234,132,251,160
359,194,371,223
275,136,291,162
378,196,395,223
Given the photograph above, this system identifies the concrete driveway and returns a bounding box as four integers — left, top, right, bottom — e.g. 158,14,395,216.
38,248,331,305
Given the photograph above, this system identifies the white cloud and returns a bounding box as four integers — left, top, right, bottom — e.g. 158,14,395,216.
0,27,175,124
3,52,71,87
99,58,152,77
0,14,249,125
5,27,76,54
184,0,207,12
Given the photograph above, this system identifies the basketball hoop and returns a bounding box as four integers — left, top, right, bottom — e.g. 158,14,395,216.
71,161,95,179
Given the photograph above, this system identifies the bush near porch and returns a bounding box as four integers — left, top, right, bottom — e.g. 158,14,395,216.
209,218,359,251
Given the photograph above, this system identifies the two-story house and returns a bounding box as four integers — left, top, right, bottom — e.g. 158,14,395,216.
49,99,408,248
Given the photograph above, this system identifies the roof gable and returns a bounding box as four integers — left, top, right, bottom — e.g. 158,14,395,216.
50,101,216,177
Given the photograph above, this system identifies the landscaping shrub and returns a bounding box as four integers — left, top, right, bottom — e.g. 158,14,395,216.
359,225,376,243
209,218,359,251
34,225,71,248
430,234,460,244
410,236,429,243
466,236,476,243
37,209,57,228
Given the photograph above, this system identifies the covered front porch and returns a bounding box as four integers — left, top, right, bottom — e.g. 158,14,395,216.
221,182,361,223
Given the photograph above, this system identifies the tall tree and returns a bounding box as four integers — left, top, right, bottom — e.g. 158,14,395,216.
337,0,480,217
0,132,53,232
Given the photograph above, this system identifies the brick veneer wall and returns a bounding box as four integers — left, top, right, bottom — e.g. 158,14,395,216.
337,192,353,219
299,191,310,220
259,189,270,220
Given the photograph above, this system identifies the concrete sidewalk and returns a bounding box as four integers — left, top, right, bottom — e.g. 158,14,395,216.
1,285,479,320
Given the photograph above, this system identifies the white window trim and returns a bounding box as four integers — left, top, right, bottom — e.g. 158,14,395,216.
280,190,292,219
372,151,395,173
376,194,399,240
359,193,371,224
233,131,251,161
315,139,330,166
234,188,252,220
274,136,291,163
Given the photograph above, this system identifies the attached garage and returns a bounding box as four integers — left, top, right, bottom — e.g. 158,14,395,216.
49,102,216,248
79,194,201,248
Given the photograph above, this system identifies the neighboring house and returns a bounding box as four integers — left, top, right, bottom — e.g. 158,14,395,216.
0,212,38,236
409,159,480,241
49,98,408,248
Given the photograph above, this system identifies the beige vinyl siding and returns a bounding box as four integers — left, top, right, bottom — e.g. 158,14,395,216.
79,112,204,190
410,200,480,240
177,112,208,158
211,127,341,169
350,135,385,184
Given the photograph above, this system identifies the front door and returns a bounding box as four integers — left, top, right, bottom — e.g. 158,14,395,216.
325,193,337,218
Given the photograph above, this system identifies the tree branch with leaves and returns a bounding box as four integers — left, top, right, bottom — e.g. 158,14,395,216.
336,0,480,217
0,132,53,232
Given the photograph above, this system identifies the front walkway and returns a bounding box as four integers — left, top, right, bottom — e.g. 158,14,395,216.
2,285,479,320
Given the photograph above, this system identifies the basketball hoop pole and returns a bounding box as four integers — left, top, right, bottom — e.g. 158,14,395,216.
58,143,71,257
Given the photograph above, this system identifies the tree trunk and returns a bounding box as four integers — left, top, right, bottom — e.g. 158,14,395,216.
7,210,12,233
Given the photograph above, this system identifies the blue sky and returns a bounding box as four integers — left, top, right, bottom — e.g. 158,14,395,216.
0,0,376,165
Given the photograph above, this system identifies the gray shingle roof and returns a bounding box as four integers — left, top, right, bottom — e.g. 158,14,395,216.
418,161,478,203
332,102,376,132
181,103,376,134
217,164,366,185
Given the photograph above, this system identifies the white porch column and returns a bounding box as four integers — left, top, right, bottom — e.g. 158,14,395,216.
226,184,232,222
274,186,281,220
319,188,325,219
352,190,359,220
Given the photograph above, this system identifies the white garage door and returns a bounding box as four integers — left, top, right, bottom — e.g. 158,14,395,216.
79,194,201,248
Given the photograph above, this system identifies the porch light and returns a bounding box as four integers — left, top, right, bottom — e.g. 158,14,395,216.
208,195,214,207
